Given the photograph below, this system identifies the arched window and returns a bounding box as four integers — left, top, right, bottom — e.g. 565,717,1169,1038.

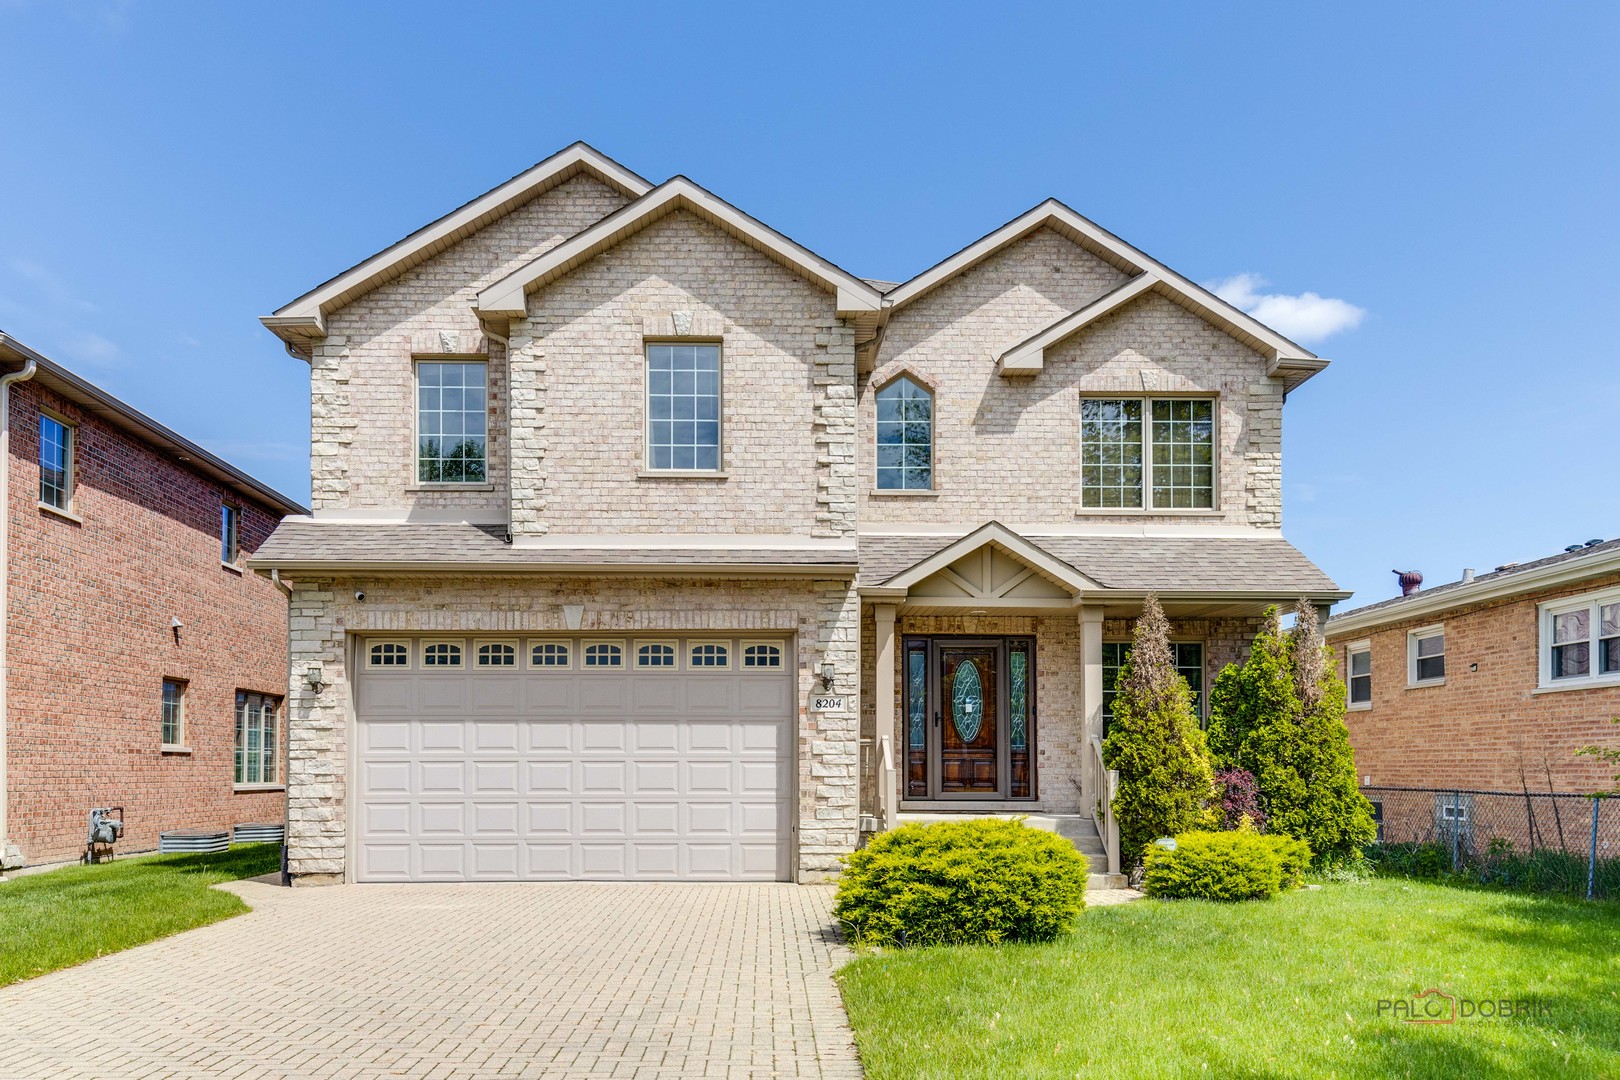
875,376,932,490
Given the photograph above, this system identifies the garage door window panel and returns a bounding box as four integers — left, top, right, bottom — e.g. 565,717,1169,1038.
584,642,625,669
635,641,677,669
742,641,783,669
368,640,412,669
423,641,464,668
689,641,731,669
528,640,572,669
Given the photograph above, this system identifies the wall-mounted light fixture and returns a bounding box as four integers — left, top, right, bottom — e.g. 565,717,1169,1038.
819,660,836,692
304,666,324,694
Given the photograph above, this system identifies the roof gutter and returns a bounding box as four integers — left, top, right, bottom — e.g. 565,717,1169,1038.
0,358,38,868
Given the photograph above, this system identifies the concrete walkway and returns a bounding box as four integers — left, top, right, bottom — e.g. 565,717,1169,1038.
0,880,862,1079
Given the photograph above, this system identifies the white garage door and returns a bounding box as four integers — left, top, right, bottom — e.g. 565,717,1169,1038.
354,636,793,882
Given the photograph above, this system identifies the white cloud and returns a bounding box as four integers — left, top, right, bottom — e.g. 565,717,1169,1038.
1207,273,1365,345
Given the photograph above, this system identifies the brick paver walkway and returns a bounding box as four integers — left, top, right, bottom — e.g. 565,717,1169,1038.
0,880,862,1079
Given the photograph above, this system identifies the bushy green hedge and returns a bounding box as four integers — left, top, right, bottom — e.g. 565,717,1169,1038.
1141,829,1312,901
834,818,1088,947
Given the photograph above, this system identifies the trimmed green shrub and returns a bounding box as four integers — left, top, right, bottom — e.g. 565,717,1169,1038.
1141,829,1312,901
834,818,1088,947
1103,595,1215,868
1206,602,1376,863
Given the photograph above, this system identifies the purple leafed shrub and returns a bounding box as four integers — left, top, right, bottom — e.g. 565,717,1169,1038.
1214,768,1266,832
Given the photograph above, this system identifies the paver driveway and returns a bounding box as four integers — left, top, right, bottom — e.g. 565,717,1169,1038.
0,879,862,1079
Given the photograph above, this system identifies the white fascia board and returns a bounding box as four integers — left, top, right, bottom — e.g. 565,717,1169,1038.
879,521,1101,594
1326,550,1620,637
998,273,1158,373
265,143,652,330
476,177,882,322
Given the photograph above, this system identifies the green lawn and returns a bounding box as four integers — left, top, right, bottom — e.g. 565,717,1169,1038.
0,844,280,986
837,878,1620,1079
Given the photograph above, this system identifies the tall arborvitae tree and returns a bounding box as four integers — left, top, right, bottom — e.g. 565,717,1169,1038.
1102,595,1215,867
1206,600,1376,861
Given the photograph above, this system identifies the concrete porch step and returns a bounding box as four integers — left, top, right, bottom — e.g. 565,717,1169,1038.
895,810,1118,882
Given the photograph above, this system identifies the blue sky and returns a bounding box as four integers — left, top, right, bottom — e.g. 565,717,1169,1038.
1,1,1615,609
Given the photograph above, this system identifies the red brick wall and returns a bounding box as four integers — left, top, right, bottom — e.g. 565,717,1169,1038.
6,380,290,864
1327,573,1620,795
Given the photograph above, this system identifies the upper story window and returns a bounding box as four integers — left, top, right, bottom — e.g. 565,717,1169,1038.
39,412,74,510
1408,626,1445,686
221,504,240,564
875,376,933,491
1540,589,1620,689
1347,643,1372,707
1080,398,1214,510
417,361,487,484
646,343,721,471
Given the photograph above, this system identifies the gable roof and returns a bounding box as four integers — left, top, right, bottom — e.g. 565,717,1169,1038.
262,142,652,359
0,332,307,517
475,176,883,328
869,522,1101,595
1326,537,1620,637
882,199,1328,389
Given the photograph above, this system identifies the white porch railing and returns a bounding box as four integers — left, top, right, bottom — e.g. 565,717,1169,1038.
878,734,898,829
1088,737,1121,876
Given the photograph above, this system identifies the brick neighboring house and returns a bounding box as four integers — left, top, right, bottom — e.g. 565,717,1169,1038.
0,334,306,868
1326,540,1620,794
252,142,1347,886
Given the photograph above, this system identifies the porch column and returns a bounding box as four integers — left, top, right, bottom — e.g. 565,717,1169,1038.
873,604,898,828
1080,604,1105,751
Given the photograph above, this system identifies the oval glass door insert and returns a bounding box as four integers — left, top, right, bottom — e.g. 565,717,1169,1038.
952,660,984,742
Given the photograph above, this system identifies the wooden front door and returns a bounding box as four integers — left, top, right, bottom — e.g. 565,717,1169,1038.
938,644,999,795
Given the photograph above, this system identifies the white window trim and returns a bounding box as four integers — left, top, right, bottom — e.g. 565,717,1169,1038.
1536,587,1620,692
161,677,187,750
872,372,936,494
1078,395,1221,515
740,639,786,670
1345,640,1372,711
366,639,413,670
38,409,77,515
420,638,466,668
1407,625,1446,688
633,638,680,670
582,639,626,669
473,639,519,669
643,340,725,474
413,358,490,488
526,638,574,670
687,639,733,670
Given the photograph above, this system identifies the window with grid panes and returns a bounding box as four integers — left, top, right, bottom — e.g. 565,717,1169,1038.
646,344,721,470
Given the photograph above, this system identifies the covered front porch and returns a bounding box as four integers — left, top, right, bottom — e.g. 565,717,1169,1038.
854,522,1345,876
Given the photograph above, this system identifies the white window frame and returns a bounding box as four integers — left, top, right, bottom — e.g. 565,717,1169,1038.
644,341,724,474
414,359,490,487
1407,625,1446,687
421,639,465,668
740,640,785,669
474,639,518,668
582,640,626,669
1536,587,1620,692
161,677,187,750
527,639,573,670
366,639,413,670
1346,640,1372,711
221,503,240,566
1078,396,1219,513
234,690,282,789
634,639,679,670
38,409,77,514
872,372,935,494
687,639,732,670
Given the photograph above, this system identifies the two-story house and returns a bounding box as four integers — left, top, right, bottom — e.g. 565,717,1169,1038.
253,143,1344,885
1,333,304,869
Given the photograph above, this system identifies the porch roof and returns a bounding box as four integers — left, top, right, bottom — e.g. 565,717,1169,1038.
857,529,1342,596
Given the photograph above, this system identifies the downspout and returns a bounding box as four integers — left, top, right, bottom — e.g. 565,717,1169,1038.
0,359,38,868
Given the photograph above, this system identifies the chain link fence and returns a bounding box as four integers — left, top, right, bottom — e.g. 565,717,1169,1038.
1363,786,1620,900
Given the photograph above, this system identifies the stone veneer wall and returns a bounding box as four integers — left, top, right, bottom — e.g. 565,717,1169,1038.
506,211,857,538
309,175,631,514
284,574,860,883
860,227,1282,529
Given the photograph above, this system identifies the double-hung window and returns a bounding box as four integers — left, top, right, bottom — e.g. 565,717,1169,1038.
1408,627,1445,686
161,679,186,747
39,413,74,510
646,343,721,471
235,691,281,786
1346,644,1372,707
1080,398,1214,509
875,376,933,490
417,362,487,483
1540,589,1620,688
